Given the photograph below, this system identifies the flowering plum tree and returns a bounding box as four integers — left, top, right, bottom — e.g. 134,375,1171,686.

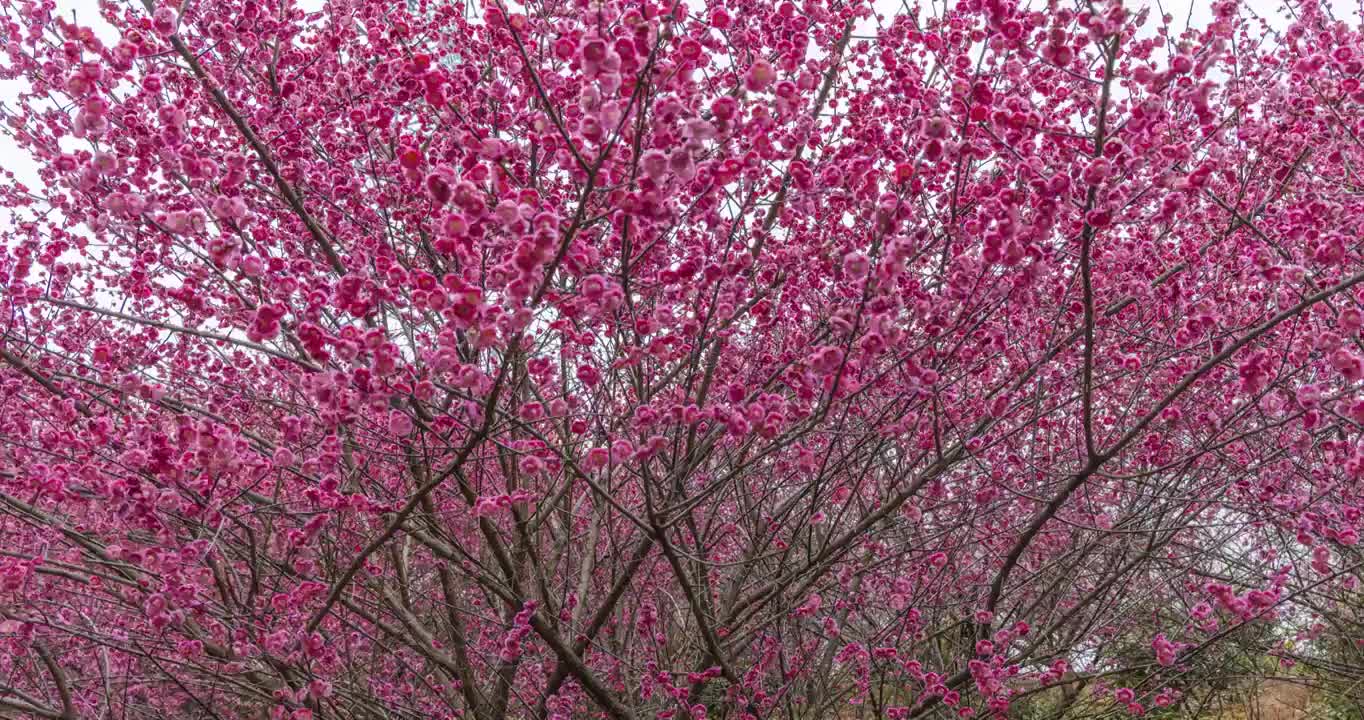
2,0,1364,717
